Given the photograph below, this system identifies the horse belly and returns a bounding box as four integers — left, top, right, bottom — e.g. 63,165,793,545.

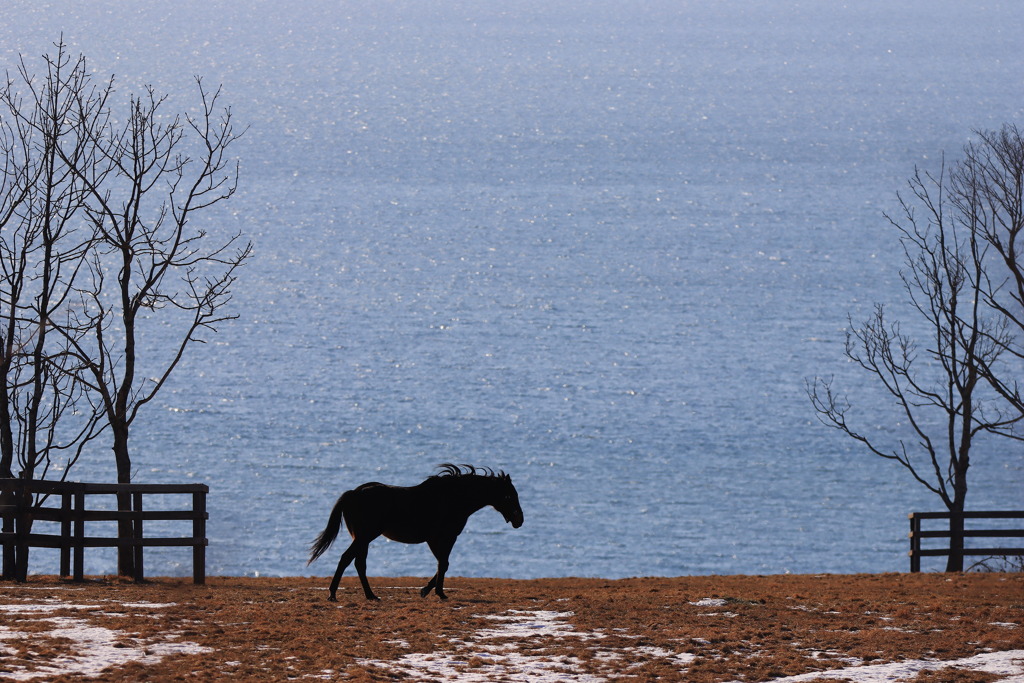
378,499,432,543
382,527,429,544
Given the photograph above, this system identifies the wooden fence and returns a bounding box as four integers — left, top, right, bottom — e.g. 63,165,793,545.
908,511,1024,572
0,478,208,584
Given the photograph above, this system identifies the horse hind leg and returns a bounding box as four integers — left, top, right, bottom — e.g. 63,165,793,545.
328,543,359,601
353,543,379,601
329,539,380,602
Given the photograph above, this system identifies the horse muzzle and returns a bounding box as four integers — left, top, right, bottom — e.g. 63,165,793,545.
505,510,524,528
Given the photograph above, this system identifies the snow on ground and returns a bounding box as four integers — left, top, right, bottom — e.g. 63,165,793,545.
353,605,1024,683
745,650,1024,683
356,609,692,682
0,599,211,680
1,593,1022,681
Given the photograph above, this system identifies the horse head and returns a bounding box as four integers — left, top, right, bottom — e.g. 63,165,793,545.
492,473,524,528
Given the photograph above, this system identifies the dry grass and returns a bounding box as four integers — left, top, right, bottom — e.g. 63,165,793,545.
1,572,1022,681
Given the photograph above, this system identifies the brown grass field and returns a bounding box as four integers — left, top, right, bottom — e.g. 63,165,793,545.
1,572,1022,681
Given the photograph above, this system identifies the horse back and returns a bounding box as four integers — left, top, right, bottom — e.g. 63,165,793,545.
343,480,457,544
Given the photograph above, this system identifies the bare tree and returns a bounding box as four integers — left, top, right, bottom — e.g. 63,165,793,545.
61,78,251,576
950,125,1024,415
808,156,1023,572
0,43,108,578
2,43,250,579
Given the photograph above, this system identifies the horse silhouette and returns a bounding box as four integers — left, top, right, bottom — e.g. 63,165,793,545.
308,463,524,601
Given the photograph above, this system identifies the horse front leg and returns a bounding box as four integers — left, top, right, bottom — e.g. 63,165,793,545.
424,537,456,600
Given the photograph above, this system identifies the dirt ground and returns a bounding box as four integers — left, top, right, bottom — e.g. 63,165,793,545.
0,573,1022,682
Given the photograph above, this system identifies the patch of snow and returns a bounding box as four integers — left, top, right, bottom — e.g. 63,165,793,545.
732,649,1024,683
804,650,863,666
117,602,178,609
788,605,841,614
378,650,600,683
477,610,600,640
690,597,728,607
0,603,103,612
358,609,694,682
0,602,211,680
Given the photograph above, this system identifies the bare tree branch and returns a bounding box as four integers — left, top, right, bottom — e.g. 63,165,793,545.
808,130,1024,571
2,44,250,579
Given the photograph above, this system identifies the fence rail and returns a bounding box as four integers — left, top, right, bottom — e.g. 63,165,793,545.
908,511,1024,572
0,478,208,584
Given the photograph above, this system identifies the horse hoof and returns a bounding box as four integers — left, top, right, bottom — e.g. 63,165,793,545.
437,593,449,601
327,595,337,602
366,595,381,602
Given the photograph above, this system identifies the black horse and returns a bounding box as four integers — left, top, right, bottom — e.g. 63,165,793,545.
308,464,524,601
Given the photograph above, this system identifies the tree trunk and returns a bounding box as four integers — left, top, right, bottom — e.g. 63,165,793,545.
10,480,33,582
0,373,12,579
945,508,965,572
0,385,13,479
112,423,136,578
946,426,971,573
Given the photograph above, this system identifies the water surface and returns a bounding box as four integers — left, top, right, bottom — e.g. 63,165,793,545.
3,0,1022,578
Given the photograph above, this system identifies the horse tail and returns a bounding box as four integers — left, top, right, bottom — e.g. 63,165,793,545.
308,492,348,564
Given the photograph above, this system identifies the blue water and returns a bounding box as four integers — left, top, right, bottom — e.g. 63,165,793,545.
3,1,1022,579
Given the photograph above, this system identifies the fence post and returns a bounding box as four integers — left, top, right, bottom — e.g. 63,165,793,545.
14,479,29,582
948,509,965,572
60,491,72,577
132,491,145,583
909,513,921,573
73,486,85,582
193,488,207,585
1,480,15,579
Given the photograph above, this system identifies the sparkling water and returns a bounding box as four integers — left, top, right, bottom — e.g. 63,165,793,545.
4,0,1022,578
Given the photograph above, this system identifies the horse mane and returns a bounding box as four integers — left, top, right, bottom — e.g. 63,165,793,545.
433,463,510,482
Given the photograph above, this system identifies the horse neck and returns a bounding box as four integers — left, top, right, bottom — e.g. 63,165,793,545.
444,477,497,516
